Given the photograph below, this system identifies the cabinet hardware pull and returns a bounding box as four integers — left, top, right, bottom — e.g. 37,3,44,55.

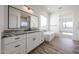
33,38,36,41
15,45,20,48
15,37,20,40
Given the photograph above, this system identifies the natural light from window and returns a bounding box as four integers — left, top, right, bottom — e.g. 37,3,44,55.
40,15,48,30
63,22,73,29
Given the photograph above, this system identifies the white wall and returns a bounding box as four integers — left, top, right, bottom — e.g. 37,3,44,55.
4,6,8,30
73,6,79,41
0,5,5,53
47,13,51,31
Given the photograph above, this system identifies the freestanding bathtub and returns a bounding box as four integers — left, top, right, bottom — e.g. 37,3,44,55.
44,31,55,42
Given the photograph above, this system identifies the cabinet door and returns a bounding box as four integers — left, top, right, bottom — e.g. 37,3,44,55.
33,33,40,47
40,32,44,43
26,37,34,53
33,36,40,48
26,32,44,53
33,32,44,48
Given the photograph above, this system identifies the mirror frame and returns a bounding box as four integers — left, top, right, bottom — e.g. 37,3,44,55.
8,5,39,29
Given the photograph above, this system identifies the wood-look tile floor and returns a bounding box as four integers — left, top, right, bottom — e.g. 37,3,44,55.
29,37,79,54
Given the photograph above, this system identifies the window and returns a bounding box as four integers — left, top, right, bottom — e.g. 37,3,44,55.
40,15,48,30
62,32,73,35
50,14,59,32
63,22,73,29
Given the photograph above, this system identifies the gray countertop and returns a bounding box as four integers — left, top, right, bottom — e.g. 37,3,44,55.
2,30,42,38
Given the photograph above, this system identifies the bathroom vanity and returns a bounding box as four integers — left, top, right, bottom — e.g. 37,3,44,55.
2,31,44,54
1,5,44,54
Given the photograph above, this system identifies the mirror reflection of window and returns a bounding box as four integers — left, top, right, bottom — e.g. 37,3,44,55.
21,22,28,27
20,16,29,29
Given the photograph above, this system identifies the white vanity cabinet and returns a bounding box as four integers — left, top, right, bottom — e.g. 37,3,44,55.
2,34,26,54
2,31,44,54
26,32,44,53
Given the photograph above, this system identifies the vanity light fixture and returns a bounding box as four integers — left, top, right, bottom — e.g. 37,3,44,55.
24,5,33,14
23,6,28,11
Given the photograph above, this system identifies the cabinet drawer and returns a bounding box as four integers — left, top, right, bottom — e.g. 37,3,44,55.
27,32,41,38
3,35,26,45
4,49,25,54
12,50,26,54
4,39,25,54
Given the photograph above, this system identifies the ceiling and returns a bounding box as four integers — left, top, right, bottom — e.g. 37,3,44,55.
30,5,74,14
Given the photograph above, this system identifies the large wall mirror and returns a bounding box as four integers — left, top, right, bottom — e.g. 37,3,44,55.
8,6,39,30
